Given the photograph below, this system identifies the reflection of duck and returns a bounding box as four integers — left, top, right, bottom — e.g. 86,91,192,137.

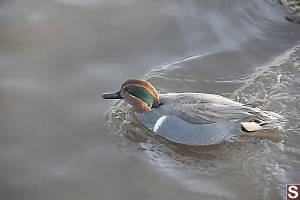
103,79,283,145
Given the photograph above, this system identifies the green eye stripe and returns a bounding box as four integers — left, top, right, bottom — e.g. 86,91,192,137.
125,85,155,107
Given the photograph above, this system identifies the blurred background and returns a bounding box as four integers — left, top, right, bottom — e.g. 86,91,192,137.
0,0,300,199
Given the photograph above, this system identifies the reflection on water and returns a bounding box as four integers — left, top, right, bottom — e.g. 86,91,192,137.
1,0,300,199
280,0,300,22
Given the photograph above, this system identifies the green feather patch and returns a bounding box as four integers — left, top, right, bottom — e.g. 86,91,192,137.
125,85,155,107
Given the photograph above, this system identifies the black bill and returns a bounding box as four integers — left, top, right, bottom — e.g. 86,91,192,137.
102,91,122,99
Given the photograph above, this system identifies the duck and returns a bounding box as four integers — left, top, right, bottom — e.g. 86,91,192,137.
102,79,284,145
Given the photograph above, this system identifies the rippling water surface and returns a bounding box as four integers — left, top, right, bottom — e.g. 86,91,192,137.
0,0,300,200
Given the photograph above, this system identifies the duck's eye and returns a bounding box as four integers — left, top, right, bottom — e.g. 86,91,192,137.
126,89,135,96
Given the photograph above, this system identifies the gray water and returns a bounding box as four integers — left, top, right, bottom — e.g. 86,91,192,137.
1,0,300,200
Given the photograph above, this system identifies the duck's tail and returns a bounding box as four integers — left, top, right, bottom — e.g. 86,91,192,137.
241,111,284,132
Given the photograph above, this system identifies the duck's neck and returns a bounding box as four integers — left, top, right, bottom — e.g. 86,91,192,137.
151,100,163,108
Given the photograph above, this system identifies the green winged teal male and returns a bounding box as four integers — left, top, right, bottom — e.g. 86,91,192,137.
102,79,283,145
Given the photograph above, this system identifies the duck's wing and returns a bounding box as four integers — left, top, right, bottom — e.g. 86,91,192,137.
158,93,282,125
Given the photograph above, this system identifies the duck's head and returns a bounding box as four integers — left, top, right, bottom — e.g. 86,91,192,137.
102,79,160,113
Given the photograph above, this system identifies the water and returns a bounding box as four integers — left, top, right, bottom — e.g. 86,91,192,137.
0,0,300,200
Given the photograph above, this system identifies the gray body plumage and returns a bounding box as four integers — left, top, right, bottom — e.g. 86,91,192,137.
135,93,283,145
